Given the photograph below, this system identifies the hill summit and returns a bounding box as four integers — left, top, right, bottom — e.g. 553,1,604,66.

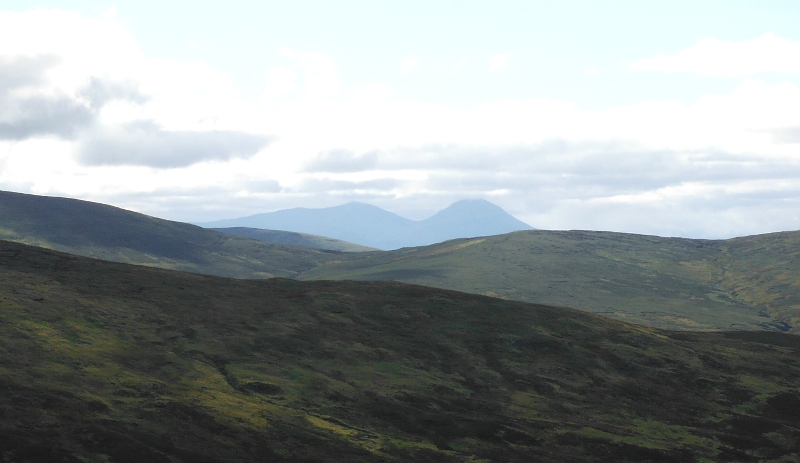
201,199,534,249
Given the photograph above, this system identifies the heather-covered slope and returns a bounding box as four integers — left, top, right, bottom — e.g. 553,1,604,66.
1,240,800,462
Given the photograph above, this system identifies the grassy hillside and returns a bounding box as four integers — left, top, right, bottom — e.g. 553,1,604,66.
0,190,339,278
301,230,798,332
720,231,800,331
4,190,800,333
211,227,378,252
2,240,800,462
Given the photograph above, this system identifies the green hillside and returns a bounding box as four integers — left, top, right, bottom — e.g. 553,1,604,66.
301,230,800,332
0,190,339,278
697,231,800,334
211,226,379,252
2,240,800,462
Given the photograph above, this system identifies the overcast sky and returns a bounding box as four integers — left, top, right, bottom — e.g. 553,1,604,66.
2,1,800,238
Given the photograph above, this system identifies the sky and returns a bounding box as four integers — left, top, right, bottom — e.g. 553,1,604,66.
2,1,800,238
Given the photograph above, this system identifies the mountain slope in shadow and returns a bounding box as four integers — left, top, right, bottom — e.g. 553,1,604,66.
0,190,338,278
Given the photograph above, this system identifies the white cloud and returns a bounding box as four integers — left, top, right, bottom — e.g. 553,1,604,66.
488,53,512,72
401,57,420,75
77,120,273,168
631,33,800,76
263,66,299,101
0,9,272,169
0,55,150,141
305,149,379,173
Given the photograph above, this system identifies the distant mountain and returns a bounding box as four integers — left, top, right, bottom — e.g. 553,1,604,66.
406,199,534,247
200,199,534,249
211,227,378,252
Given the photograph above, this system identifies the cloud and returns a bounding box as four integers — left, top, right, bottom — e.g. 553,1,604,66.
263,67,299,101
245,179,282,193
771,127,800,144
631,33,800,76
304,149,379,173
0,54,58,91
401,57,420,76
295,177,403,194
289,140,800,237
0,54,94,140
0,93,94,140
79,76,148,109
0,54,151,141
77,120,273,168
488,53,512,72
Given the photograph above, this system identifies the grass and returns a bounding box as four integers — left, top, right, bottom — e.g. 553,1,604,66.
1,240,800,461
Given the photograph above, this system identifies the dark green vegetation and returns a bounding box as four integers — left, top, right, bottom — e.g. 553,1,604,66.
303,231,800,332
4,189,800,333
2,240,800,462
0,190,338,278
212,227,378,252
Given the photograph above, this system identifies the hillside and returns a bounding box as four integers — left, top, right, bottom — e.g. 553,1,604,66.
211,227,378,252
0,190,339,278
721,231,800,331
2,240,800,462
4,190,800,334
199,199,534,250
301,230,799,332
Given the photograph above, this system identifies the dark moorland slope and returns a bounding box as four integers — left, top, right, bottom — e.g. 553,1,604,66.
1,240,800,462
0,190,339,278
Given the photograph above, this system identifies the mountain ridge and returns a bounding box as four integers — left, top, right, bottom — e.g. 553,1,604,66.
0,189,338,278
198,199,534,250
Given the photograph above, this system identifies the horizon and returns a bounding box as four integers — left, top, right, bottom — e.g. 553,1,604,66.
2,2,800,239
11,187,800,241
